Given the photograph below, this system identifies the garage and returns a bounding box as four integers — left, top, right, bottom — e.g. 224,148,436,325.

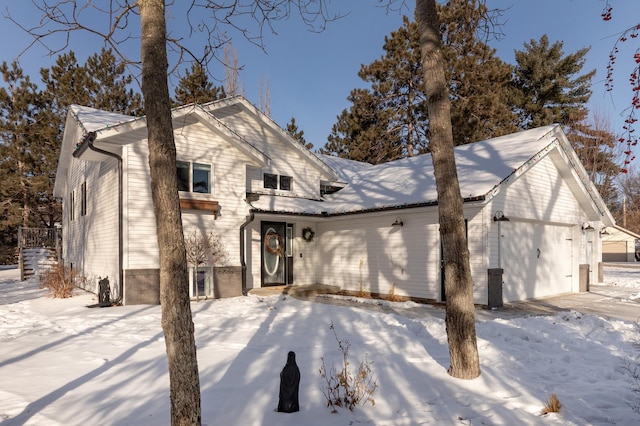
501,222,573,302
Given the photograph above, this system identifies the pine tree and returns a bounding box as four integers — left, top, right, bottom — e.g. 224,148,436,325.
322,17,425,163
286,117,313,150
323,4,518,163
439,0,518,144
0,61,45,232
174,62,225,106
565,110,621,207
512,34,595,129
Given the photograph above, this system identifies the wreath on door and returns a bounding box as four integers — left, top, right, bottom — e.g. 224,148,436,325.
264,232,285,257
302,227,315,242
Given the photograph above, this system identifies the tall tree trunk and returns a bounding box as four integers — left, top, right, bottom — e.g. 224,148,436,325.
139,1,202,424
415,0,480,379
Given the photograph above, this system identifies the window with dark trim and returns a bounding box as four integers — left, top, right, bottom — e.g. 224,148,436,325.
176,161,190,192
81,182,87,216
193,163,211,194
177,161,211,194
263,173,278,189
279,175,292,191
69,191,75,221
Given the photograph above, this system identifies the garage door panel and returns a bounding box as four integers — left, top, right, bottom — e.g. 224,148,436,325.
502,223,572,302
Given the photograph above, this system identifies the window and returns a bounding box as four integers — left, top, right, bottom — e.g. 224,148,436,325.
177,161,211,194
69,191,75,221
190,267,213,298
193,163,211,194
177,161,190,192
279,175,292,191
263,173,292,191
263,173,278,189
81,182,87,216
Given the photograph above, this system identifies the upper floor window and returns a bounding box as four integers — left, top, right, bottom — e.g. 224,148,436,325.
280,175,292,191
177,161,211,194
263,173,292,191
263,173,278,189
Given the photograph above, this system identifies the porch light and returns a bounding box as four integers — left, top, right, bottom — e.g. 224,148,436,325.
493,211,509,222
582,222,594,231
391,217,404,227
600,227,610,236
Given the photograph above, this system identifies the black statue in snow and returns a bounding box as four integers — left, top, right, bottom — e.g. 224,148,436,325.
277,351,300,413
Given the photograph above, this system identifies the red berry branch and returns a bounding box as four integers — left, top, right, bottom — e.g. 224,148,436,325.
603,0,640,173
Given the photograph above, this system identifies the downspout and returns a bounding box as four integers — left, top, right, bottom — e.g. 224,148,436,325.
86,132,124,304
239,212,255,295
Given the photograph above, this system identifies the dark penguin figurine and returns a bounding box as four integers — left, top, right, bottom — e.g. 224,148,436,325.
277,351,300,413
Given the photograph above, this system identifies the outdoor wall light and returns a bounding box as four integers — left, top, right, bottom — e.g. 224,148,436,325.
600,226,610,236
391,217,404,227
493,211,510,222
582,222,595,231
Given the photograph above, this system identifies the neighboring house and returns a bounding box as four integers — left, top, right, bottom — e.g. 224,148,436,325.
601,225,640,262
54,96,615,306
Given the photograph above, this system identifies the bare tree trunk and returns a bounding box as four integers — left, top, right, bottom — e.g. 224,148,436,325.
139,1,202,424
415,0,480,380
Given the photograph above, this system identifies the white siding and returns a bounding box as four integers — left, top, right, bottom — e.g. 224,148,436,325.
316,210,441,300
123,119,258,270
62,155,120,296
491,156,586,224
219,110,327,199
485,155,595,301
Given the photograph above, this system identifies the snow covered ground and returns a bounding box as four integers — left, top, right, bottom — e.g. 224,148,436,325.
1,265,640,425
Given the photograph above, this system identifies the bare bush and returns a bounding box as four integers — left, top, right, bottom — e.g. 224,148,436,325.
319,322,378,412
184,228,228,301
39,264,78,298
542,393,562,415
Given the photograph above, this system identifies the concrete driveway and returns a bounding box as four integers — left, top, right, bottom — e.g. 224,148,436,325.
495,285,640,323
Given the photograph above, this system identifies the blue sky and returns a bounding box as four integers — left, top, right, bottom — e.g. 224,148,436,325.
0,0,638,152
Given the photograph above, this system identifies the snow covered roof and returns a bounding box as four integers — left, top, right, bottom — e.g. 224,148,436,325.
69,105,142,133
315,154,374,183
249,125,570,215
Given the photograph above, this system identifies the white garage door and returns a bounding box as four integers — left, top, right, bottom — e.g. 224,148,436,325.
501,222,572,302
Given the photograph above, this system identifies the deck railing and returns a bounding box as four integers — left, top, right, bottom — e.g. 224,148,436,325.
18,227,62,280
18,227,61,249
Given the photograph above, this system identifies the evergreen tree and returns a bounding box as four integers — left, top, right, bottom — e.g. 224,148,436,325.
0,49,143,262
85,48,143,114
565,110,621,208
512,34,595,129
174,62,225,106
321,17,426,163
323,88,402,164
323,3,518,163
286,117,313,150
0,62,42,232
439,0,518,144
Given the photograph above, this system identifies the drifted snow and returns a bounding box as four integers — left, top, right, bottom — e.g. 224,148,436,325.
1,265,639,425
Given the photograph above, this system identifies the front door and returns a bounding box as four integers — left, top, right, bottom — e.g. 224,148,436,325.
262,222,287,287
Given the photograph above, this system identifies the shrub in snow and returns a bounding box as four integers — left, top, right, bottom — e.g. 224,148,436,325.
542,393,562,415
39,264,79,298
319,322,378,412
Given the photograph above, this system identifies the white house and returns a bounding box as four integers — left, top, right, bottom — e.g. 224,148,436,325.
601,225,639,262
54,96,615,306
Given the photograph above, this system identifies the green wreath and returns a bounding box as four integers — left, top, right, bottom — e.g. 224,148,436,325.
302,227,315,242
